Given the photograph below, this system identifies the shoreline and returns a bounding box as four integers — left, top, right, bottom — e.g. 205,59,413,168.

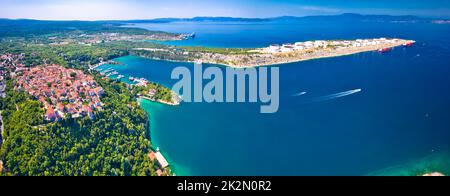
368,151,450,176
196,39,415,68
89,60,122,70
108,38,415,177
138,98,180,176
139,95,180,106
134,38,415,68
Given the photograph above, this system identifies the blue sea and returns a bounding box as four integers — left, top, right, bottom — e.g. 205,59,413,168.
99,20,450,176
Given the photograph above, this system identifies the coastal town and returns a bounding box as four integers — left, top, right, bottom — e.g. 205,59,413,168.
47,31,195,46
2,0,450,178
0,35,417,177
0,51,174,176
193,38,416,67
1,53,106,123
16,65,105,121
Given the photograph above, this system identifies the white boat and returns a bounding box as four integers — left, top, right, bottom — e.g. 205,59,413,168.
110,71,119,76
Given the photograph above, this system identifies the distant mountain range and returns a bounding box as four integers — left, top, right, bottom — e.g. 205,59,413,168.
119,13,436,24
0,13,447,37
0,13,445,25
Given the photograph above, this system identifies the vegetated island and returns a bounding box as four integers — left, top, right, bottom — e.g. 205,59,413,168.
134,38,416,68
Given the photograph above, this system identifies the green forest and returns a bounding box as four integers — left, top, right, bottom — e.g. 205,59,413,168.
0,20,179,176
0,19,177,39
0,74,161,176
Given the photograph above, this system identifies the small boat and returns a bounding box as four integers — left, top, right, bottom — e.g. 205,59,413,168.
101,68,114,74
378,48,392,53
293,92,307,97
129,77,135,81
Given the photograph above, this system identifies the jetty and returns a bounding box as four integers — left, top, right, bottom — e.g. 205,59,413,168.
89,60,122,70
140,95,180,106
155,151,169,168
148,149,170,176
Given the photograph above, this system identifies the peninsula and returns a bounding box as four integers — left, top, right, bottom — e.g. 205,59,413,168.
135,38,415,68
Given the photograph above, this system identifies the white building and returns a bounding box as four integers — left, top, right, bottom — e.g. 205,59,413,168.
304,41,314,48
155,151,169,168
353,43,362,47
331,41,342,46
268,44,281,53
314,40,328,48
294,45,305,50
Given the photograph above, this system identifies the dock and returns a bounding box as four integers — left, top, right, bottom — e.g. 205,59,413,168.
155,151,169,168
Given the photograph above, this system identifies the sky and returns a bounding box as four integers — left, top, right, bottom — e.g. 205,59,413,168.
0,0,449,20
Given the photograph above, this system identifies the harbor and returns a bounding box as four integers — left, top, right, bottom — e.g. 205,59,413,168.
95,61,181,106
97,67,128,81
89,60,123,71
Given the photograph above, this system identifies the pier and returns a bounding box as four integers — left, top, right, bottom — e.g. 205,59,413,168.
155,150,169,168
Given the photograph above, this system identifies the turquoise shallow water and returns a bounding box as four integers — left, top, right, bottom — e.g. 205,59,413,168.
99,20,450,176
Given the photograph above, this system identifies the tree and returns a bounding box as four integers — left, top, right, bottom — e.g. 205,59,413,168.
0,75,156,176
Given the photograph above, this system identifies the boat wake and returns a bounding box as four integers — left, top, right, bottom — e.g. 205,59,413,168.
311,89,362,103
292,92,307,97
